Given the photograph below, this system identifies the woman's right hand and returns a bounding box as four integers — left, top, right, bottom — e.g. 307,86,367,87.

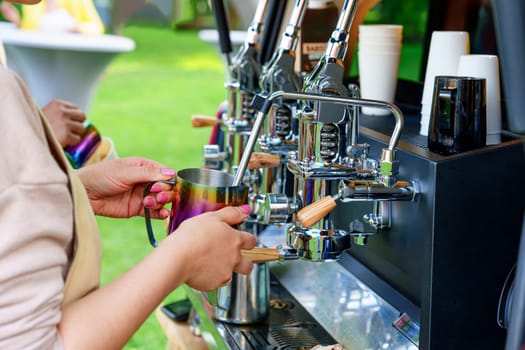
165,205,256,291
57,205,255,350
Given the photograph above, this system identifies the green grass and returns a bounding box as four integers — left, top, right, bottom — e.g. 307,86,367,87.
88,23,226,349
87,23,423,349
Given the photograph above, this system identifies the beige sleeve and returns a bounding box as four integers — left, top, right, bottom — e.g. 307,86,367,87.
0,39,6,68
0,67,71,349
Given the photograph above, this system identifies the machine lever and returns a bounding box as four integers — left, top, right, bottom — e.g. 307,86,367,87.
248,152,281,170
296,194,341,228
191,115,218,127
297,180,419,228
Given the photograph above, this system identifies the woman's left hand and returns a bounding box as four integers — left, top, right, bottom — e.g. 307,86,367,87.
42,99,86,148
77,157,175,218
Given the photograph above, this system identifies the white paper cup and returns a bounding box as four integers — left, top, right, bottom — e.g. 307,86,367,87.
358,51,401,115
358,25,403,48
359,33,402,41
358,24,403,116
420,116,429,136
359,24,403,36
358,42,402,53
457,54,502,145
420,31,470,136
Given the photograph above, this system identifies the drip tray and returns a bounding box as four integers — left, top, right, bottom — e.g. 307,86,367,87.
212,275,337,350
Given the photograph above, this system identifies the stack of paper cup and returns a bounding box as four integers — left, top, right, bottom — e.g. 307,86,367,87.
358,24,403,116
457,54,502,145
419,31,470,136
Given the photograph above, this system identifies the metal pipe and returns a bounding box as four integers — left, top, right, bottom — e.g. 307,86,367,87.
232,90,404,186
234,110,266,186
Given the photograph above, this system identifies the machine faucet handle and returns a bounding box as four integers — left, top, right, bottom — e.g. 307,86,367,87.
191,115,219,127
248,152,281,170
296,194,340,228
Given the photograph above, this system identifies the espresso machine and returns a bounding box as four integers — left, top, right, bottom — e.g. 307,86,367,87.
184,0,525,349
196,0,269,173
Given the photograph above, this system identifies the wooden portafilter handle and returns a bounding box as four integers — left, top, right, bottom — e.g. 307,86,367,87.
191,115,218,127
296,195,338,228
248,152,281,170
241,247,281,263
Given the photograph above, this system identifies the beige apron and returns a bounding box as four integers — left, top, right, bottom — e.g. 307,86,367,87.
40,111,102,305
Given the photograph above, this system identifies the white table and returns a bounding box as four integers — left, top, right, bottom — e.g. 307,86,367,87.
0,22,135,112
198,29,246,54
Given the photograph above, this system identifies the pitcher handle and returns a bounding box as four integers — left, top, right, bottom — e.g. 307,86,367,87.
143,179,176,248
204,283,232,312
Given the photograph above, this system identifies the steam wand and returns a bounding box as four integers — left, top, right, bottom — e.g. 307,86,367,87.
232,91,405,187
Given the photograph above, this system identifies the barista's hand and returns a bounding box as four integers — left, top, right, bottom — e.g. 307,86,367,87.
77,157,175,219
165,206,256,291
42,99,86,148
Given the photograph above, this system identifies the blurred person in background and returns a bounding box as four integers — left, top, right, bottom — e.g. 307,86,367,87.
0,37,107,164
0,0,93,150
0,0,20,24
1,0,104,34
39,99,87,148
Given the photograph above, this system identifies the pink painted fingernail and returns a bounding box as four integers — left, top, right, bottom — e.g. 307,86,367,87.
150,184,162,192
162,168,175,176
144,197,155,207
158,193,169,202
159,208,170,219
240,204,251,214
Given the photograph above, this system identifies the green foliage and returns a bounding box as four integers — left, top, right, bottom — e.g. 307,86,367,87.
366,0,429,41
